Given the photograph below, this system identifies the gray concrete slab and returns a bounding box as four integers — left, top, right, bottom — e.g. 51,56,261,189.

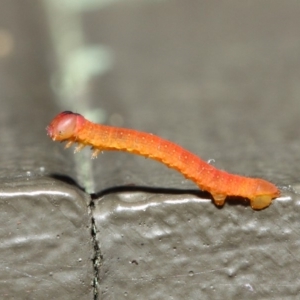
94,191,297,299
0,178,93,299
0,1,95,298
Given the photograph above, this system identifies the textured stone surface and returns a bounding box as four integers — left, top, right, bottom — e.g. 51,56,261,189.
0,178,93,299
94,191,299,299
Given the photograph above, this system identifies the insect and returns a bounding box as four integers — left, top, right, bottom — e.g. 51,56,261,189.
47,111,280,210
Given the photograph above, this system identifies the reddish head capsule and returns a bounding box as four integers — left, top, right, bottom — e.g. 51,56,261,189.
46,111,85,141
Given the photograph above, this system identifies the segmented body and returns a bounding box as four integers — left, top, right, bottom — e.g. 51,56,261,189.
47,111,280,210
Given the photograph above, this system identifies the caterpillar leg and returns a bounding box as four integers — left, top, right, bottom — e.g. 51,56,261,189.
211,193,226,207
74,143,85,153
249,195,272,210
65,141,74,148
91,149,100,159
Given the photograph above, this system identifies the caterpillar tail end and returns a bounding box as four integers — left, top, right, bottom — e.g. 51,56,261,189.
249,195,273,210
212,193,277,210
249,179,280,210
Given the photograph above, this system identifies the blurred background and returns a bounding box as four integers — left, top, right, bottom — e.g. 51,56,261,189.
1,0,298,186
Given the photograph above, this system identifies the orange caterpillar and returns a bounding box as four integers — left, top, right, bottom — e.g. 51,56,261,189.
47,111,280,210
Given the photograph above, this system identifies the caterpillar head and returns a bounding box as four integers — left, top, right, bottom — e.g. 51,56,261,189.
47,111,85,141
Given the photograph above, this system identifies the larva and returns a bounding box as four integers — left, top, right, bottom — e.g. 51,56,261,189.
47,111,280,210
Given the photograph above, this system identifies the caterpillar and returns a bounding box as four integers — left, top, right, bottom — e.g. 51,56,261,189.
47,111,280,210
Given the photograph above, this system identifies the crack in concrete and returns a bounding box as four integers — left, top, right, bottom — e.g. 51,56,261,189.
90,198,103,300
